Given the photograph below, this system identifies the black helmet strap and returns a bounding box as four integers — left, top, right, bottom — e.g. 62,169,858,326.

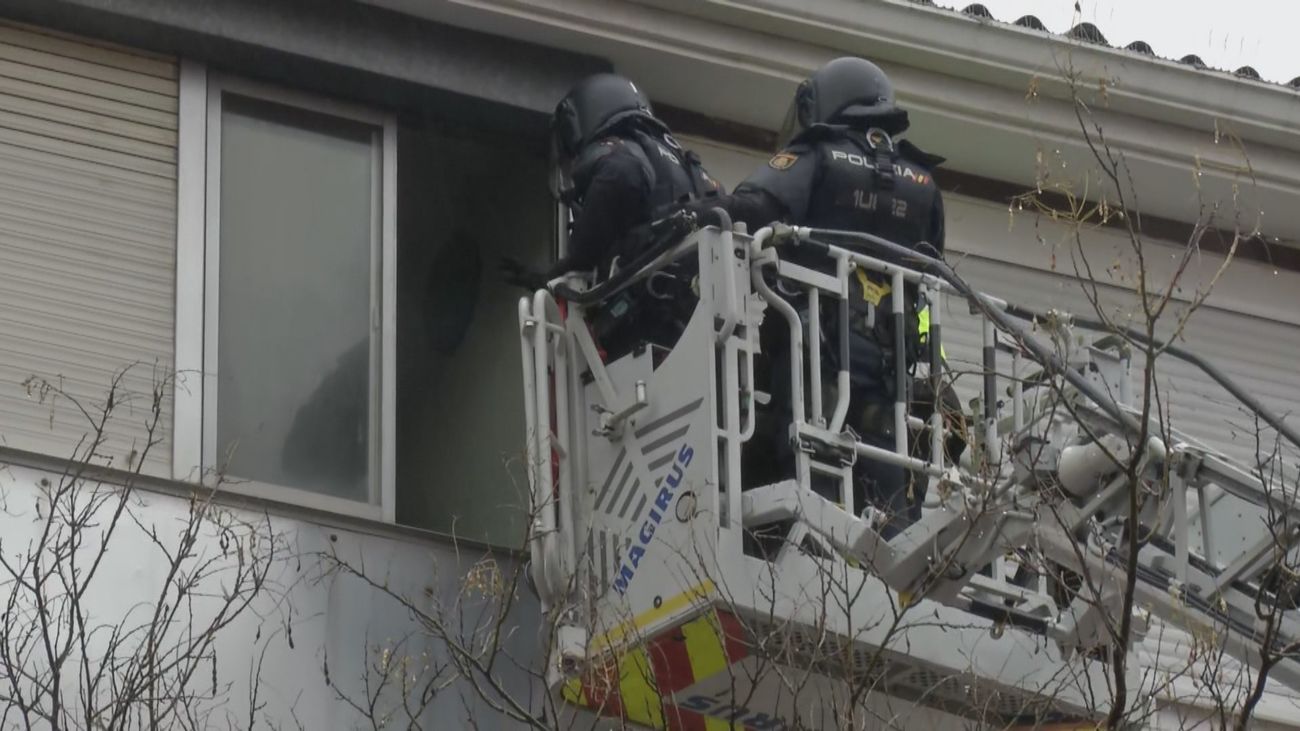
870,128,896,190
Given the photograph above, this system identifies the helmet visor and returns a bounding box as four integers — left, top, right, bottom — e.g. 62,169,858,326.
836,103,909,134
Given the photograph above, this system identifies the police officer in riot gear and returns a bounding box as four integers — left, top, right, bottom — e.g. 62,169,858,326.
506,73,722,358
692,57,944,255
691,57,951,537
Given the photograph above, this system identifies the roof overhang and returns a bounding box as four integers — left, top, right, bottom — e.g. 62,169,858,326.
0,0,606,140
656,0,1300,150
365,0,1300,249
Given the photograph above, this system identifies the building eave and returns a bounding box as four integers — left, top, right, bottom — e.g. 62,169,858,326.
640,0,1300,152
366,0,1300,247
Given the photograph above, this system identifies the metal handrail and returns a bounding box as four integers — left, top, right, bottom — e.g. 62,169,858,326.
797,226,1143,437
517,289,573,608
799,225,1299,455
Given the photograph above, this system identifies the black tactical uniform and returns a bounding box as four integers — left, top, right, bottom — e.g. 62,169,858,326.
694,58,948,537
541,74,722,358
734,131,943,253
555,127,720,278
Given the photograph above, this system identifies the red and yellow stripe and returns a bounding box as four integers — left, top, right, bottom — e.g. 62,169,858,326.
562,609,750,730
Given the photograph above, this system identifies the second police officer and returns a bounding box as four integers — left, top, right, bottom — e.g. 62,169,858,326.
692,57,951,538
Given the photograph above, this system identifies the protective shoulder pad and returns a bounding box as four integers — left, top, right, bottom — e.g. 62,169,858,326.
571,135,652,192
898,139,946,169
572,136,629,171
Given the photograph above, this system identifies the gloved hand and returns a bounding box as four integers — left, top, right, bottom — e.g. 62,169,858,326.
499,257,547,291
678,200,721,229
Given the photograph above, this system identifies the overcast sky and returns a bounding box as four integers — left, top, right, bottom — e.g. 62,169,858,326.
975,0,1298,84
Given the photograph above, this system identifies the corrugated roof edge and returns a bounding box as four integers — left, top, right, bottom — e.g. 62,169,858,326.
919,1,1295,90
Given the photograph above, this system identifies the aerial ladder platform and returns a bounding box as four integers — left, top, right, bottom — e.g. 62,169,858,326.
517,218,1300,729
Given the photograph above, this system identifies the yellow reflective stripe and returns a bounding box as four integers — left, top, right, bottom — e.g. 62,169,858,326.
589,579,715,654
704,716,743,730
619,647,665,728
917,306,947,360
682,613,729,682
561,678,585,705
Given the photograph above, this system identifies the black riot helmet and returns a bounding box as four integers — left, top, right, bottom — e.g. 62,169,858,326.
551,73,658,160
550,73,662,203
779,57,909,145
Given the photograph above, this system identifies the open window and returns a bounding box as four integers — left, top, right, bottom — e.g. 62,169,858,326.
175,65,553,544
175,73,397,520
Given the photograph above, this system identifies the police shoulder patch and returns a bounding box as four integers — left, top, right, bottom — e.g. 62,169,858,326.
767,152,799,171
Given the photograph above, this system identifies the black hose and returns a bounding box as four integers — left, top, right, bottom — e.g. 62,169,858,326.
551,211,699,306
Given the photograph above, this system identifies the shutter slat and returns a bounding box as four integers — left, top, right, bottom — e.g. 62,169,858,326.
0,71,176,129
0,263,172,318
0,41,177,94
0,57,176,112
2,345,171,388
0,319,170,370
0,176,175,237
0,91,177,146
0,21,175,78
0,23,175,475
0,162,174,224
0,218,172,268
0,140,173,193
0,124,173,178
0,236,172,293
0,197,174,252
0,106,175,163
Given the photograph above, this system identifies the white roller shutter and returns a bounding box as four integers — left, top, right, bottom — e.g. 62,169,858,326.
0,21,176,474
939,256,1300,474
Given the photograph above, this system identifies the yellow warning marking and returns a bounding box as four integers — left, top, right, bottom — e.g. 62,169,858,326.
917,306,947,360
589,580,716,654
682,613,729,682
619,647,665,728
560,677,584,705
704,716,743,730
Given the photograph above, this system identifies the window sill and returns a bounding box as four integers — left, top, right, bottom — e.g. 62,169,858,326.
0,445,519,557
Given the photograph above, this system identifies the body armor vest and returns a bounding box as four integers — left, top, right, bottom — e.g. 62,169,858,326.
805,129,939,383
626,128,714,218
804,130,938,243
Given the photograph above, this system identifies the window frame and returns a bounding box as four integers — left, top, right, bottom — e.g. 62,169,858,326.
174,63,397,521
